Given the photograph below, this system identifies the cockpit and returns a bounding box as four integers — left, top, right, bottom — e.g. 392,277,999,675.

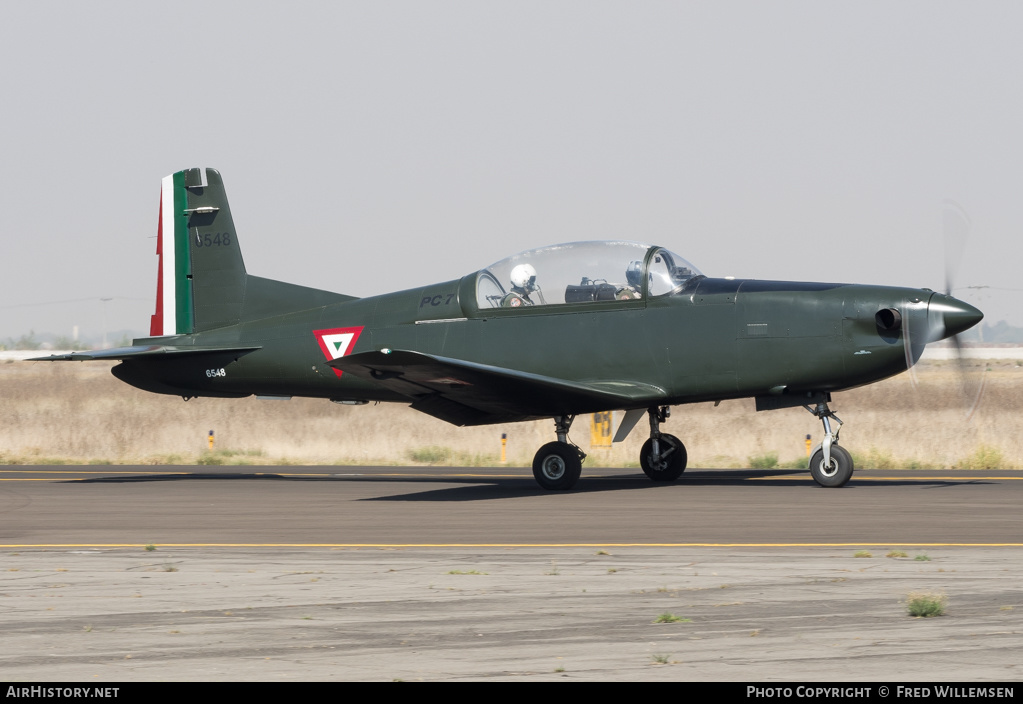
475,241,703,309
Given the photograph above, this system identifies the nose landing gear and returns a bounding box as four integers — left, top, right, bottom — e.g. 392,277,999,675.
804,401,854,487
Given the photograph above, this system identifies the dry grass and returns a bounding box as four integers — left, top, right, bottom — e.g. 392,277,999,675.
906,591,948,618
1,359,1019,468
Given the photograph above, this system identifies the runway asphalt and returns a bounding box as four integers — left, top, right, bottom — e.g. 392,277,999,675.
3,465,1021,546
1,465,1021,681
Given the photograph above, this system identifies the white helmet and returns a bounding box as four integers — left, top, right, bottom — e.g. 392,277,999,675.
510,263,537,290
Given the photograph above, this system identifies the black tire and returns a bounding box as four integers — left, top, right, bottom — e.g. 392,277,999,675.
640,434,687,482
809,445,854,487
532,442,583,490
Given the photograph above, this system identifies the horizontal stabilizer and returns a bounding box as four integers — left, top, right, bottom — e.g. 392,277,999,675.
328,349,664,425
30,345,261,362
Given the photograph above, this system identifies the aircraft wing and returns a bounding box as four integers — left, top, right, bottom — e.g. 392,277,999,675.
328,349,665,426
29,345,261,361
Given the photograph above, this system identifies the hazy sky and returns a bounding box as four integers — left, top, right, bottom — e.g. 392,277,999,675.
1,1,1020,341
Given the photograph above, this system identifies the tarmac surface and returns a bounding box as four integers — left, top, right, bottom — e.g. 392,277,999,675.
1,465,1021,681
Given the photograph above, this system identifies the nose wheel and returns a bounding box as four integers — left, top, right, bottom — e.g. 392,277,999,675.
809,444,853,487
804,401,854,487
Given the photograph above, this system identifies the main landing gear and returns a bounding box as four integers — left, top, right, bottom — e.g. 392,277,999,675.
640,406,687,482
531,407,689,491
532,415,586,490
804,401,854,487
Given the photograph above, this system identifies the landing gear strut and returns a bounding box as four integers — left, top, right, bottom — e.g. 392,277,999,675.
532,415,586,490
804,401,854,487
639,406,687,482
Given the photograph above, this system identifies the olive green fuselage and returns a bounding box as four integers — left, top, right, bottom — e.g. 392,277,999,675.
115,274,928,420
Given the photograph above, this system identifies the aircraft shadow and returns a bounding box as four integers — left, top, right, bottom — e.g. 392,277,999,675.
360,473,991,502
65,468,991,502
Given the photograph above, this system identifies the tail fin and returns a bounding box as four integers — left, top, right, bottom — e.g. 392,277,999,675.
151,168,247,336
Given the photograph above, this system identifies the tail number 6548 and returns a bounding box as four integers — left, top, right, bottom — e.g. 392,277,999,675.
196,232,232,247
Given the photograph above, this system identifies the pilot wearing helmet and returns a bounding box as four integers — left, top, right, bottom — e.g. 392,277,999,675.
617,260,644,300
501,263,539,307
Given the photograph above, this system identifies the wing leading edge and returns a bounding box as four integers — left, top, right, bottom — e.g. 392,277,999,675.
29,345,262,362
328,349,665,426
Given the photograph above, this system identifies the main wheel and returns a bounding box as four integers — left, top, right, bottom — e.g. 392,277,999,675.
532,442,583,490
640,434,687,482
809,444,854,487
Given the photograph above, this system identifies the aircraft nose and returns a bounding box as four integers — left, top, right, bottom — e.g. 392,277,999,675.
927,294,983,342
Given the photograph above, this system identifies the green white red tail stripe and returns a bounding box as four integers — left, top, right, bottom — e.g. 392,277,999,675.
150,172,193,336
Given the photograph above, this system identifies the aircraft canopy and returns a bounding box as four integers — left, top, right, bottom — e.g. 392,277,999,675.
475,241,702,309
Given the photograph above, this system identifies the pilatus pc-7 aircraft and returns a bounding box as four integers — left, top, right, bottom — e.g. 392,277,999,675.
35,168,983,490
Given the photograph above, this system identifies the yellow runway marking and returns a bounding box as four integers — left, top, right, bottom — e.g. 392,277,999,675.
3,471,1021,482
856,476,1021,481
4,542,1023,549
0,470,189,474
751,475,1022,482
0,471,192,477
0,471,526,481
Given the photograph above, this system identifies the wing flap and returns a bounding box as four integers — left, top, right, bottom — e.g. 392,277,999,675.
329,349,665,425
